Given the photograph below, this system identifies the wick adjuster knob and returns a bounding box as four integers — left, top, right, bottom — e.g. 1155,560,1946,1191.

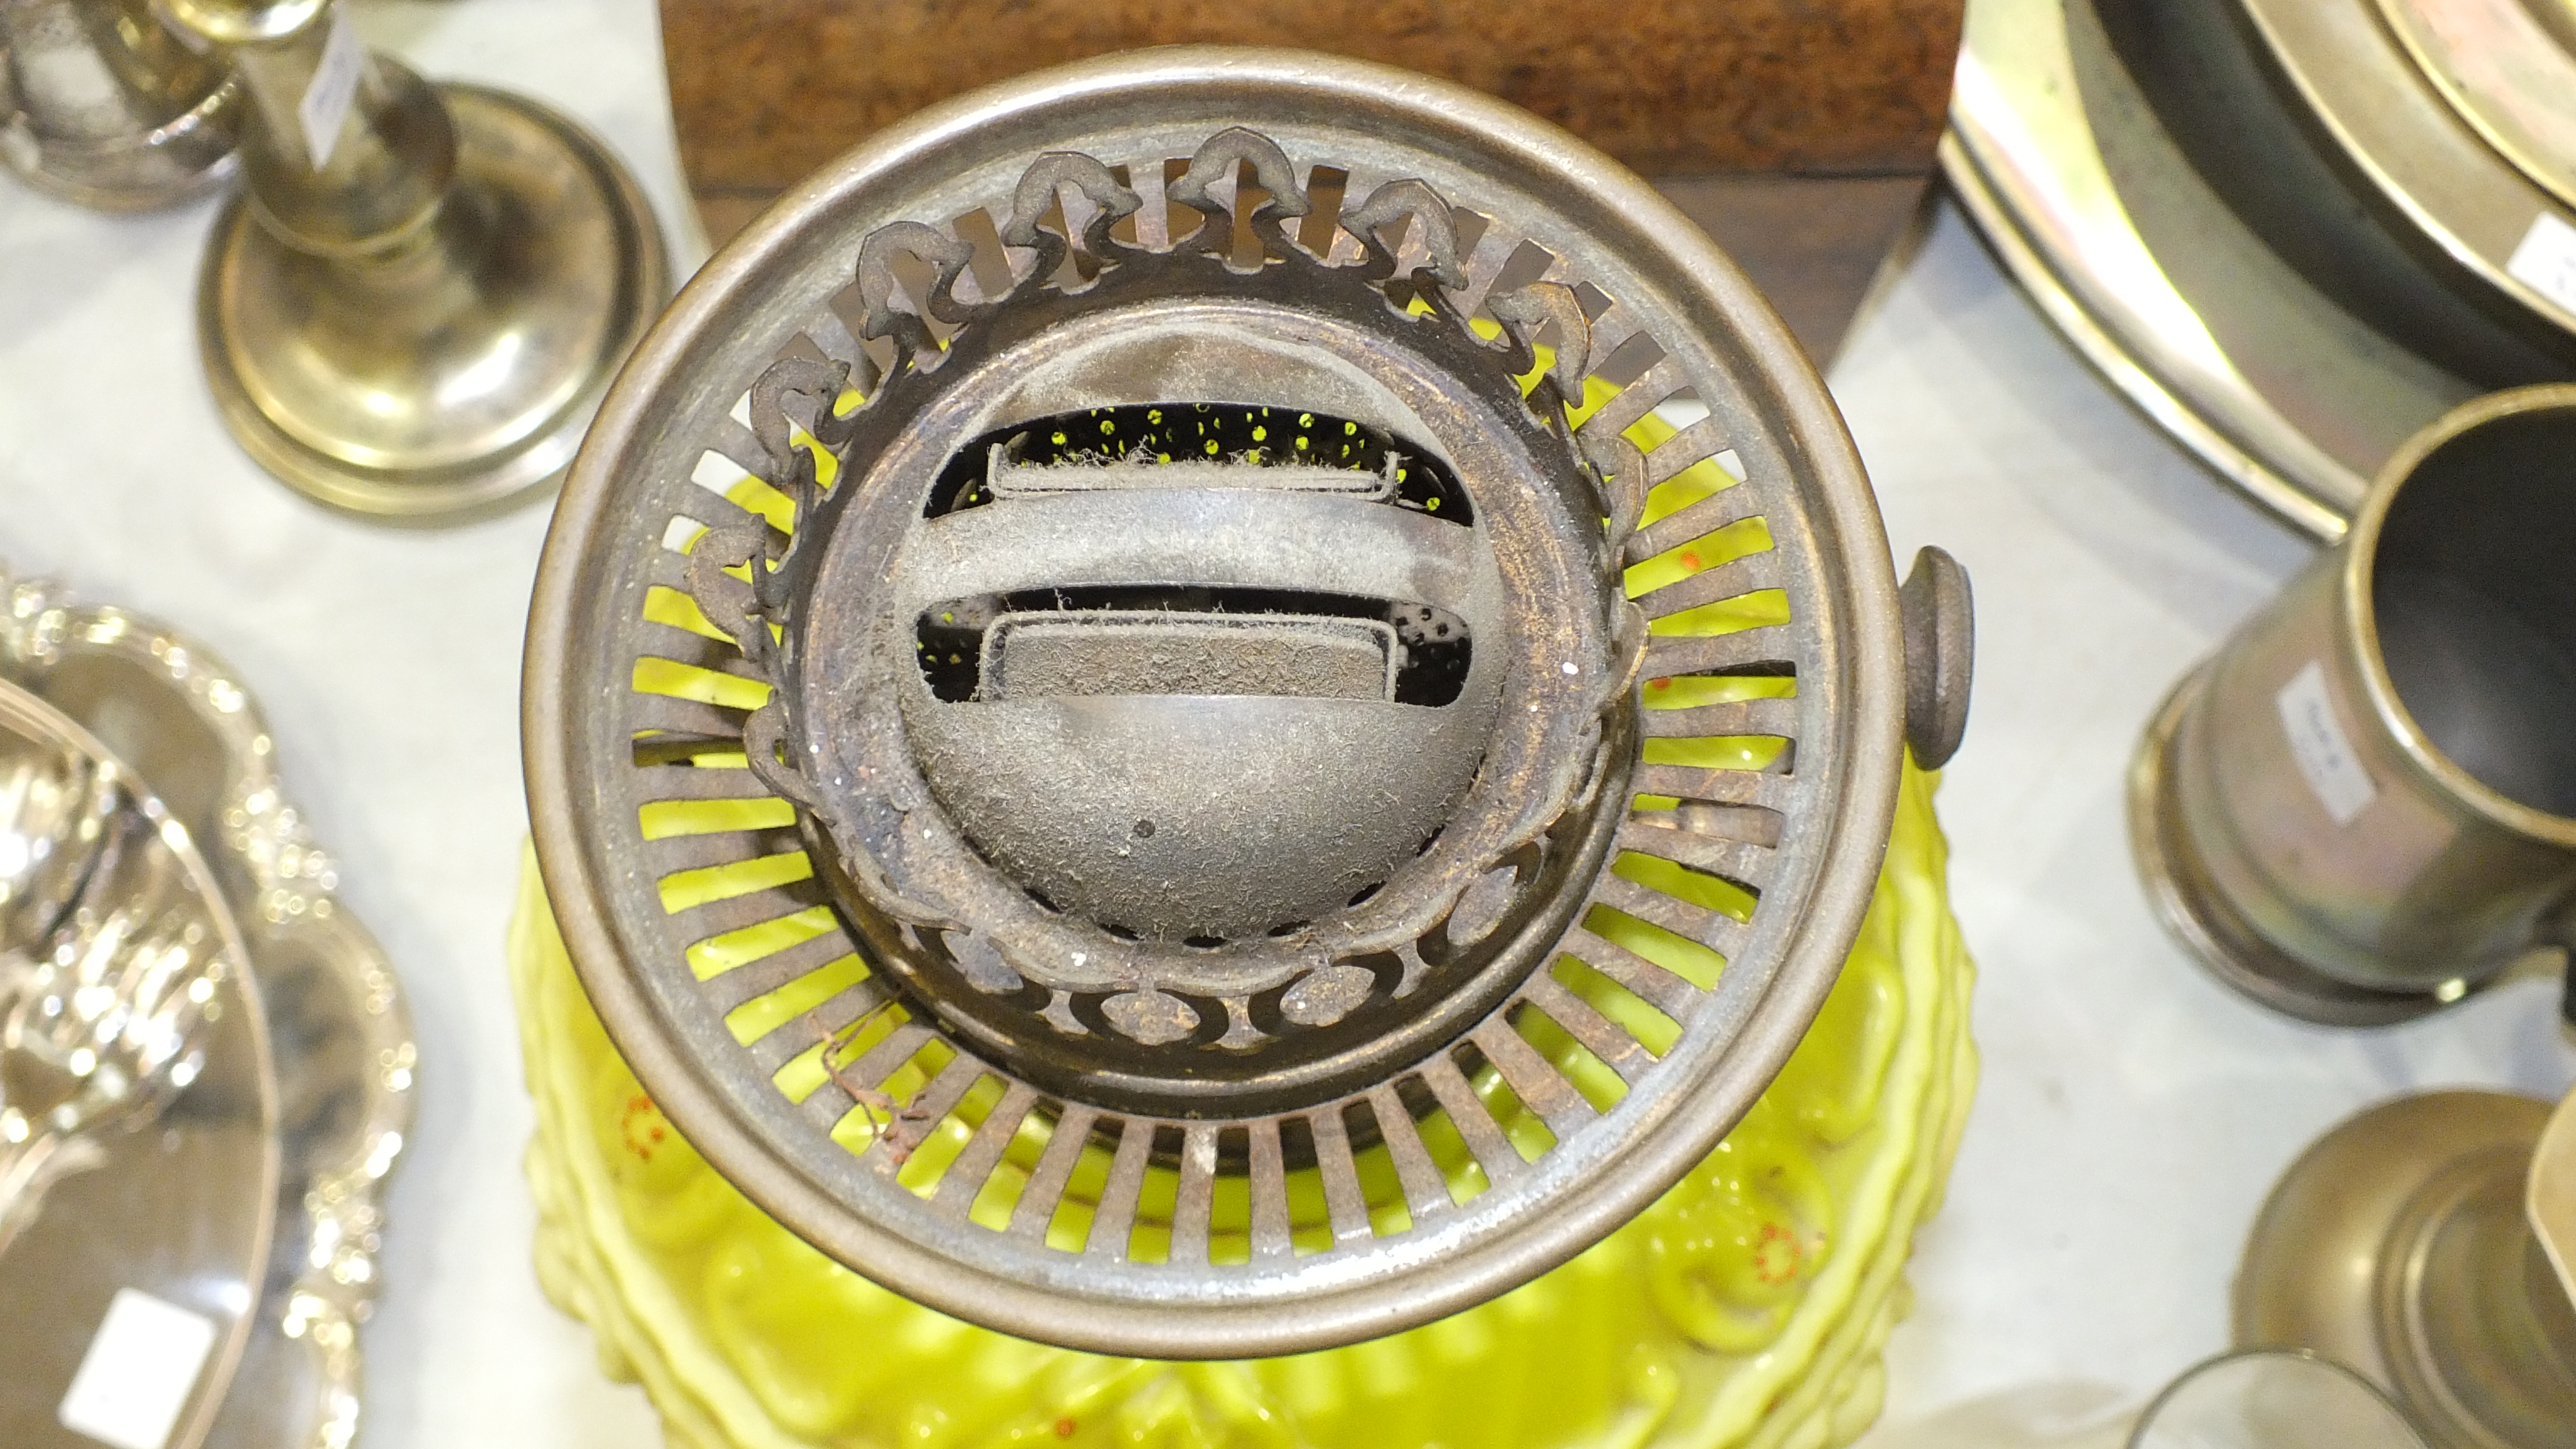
1899,545,1973,770
167,0,666,519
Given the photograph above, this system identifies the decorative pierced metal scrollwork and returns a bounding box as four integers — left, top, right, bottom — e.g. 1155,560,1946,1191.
682,127,1663,1066
531,51,1909,1360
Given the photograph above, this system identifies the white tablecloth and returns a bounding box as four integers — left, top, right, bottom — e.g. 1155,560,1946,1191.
2,4,2567,1445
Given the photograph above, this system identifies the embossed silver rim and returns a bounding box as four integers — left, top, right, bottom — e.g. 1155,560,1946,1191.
527,46,1904,1358
1,573,416,1449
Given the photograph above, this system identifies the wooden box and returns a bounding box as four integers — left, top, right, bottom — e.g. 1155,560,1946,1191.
659,0,1962,361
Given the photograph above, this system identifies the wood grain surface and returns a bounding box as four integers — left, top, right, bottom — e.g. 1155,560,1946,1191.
659,0,1959,359
663,0,1960,189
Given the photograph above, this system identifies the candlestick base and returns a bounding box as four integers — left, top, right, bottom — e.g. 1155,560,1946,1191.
197,82,665,519
1,0,243,212
1,73,240,211
2238,1092,2576,1449
2128,664,2474,1027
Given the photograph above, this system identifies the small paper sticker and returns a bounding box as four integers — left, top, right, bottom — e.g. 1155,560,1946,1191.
58,1289,218,1449
2276,661,2376,826
296,13,366,172
2508,211,2576,316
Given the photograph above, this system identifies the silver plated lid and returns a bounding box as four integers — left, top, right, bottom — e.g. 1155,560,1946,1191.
1947,0,2576,542
2373,0,2576,214
2238,0,2576,349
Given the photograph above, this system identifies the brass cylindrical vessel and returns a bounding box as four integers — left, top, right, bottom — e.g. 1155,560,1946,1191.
2133,385,2576,1024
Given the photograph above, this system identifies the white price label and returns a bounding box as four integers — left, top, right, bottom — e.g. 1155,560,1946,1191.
58,1289,218,1449
2507,211,2576,317
2276,661,2377,827
296,13,367,172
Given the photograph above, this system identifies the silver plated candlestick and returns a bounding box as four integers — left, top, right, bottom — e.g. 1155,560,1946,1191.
0,0,240,209
169,0,667,519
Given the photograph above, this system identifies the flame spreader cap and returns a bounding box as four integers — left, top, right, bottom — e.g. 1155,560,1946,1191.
524,46,1971,1360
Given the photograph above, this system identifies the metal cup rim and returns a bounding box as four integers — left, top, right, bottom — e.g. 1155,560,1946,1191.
2338,381,2576,850
2128,1347,2431,1449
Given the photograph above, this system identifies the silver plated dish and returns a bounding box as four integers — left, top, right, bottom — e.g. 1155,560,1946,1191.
0,674,275,1449
0,572,415,1449
2228,0,2576,356
2373,0,2576,214
1943,0,2490,540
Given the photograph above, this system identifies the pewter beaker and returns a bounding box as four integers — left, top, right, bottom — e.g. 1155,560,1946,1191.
2131,385,2576,1024
0,0,238,209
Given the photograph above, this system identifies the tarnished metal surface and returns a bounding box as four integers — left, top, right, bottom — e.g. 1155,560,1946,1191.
1943,0,2497,541
0,574,416,1449
2128,386,2576,1027
1899,546,1973,771
526,48,1929,1358
0,0,240,211
717,136,1641,1096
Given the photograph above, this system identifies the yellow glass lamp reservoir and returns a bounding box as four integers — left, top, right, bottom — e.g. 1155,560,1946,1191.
518,42,1978,1401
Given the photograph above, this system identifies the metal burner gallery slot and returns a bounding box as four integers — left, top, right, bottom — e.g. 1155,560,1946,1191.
527,48,1968,1360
